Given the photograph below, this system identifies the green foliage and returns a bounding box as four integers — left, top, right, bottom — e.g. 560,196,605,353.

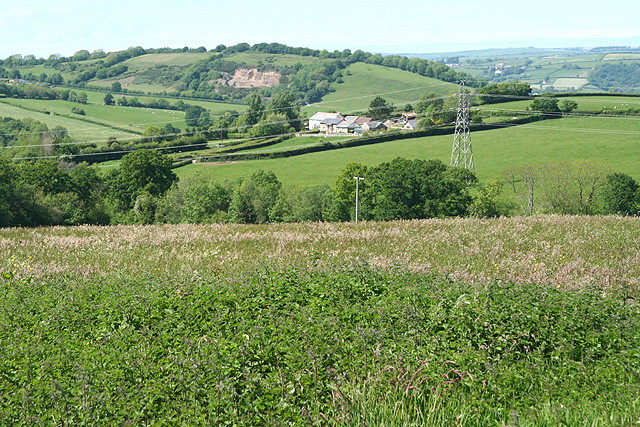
228,180,257,223
530,96,560,113
184,105,206,127
363,158,476,220
333,162,369,221
107,149,177,212
415,92,444,114
269,90,301,131
0,157,16,226
589,62,640,92
249,113,293,138
470,178,512,217
0,268,638,425
559,99,578,113
503,160,611,215
245,93,264,126
103,92,114,106
602,172,639,215
367,96,391,121
478,81,532,104
291,184,334,222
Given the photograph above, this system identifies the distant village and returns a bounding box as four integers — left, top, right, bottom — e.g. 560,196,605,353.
307,112,420,135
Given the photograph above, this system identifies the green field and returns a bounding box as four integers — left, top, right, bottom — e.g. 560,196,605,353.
1,217,639,425
479,96,640,112
123,52,212,70
0,100,134,142
0,87,247,143
176,115,640,185
603,53,640,61
4,97,185,132
227,52,320,67
232,136,350,154
306,63,460,115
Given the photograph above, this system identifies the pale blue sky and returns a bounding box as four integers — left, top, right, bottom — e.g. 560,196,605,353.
1,0,639,59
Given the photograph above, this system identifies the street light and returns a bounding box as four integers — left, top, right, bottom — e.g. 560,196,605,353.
353,176,364,223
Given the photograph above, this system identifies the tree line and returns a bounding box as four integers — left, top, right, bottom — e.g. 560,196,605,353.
1,150,638,228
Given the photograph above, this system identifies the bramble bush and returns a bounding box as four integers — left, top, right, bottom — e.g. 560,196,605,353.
1,266,639,425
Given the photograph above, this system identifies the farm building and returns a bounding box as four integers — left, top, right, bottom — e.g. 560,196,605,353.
308,112,342,130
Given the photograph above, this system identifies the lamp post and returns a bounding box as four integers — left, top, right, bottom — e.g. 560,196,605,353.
353,176,364,223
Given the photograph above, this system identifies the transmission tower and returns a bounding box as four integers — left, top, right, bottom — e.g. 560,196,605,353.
450,81,474,171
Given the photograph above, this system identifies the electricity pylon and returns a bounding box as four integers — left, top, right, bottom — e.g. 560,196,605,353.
450,81,474,171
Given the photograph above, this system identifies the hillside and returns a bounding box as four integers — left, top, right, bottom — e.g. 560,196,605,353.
305,62,459,114
0,44,470,105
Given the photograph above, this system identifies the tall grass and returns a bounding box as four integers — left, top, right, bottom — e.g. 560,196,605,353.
2,216,639,292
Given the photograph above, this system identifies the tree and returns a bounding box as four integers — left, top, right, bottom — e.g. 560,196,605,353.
0,157,16,226
249,113,293,138
185,106,206,127
602,173,639,215
478,81,532,104
72,50,91,61
143,125,162,142
504,160,610,215
333,162,368,221
104,92,114,105
111,81,122,92
368,96,391,121
17,160,72,195
470,178,511,218
415,93,444,114
107,149,178,211
249,170,282,223
292,184,334,222
269,91,301,131
77,92,88,104
560,99,578,113
228,180,257,224
363,158,475,220
246,93,264,126
503,165,542,215
530,97,560,113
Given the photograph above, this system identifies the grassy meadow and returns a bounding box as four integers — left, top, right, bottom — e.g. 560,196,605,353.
4,97,185,132
306,63,460,115
176,114,640,186
1,216,639,425
0,100,134,142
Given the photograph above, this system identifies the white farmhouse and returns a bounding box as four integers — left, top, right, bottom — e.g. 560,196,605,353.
308,112,342,130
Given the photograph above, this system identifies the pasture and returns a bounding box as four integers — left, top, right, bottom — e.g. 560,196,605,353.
226,52,321,68
4,97,185,132
176,115,640,185
123,52,212,69
0,100,134,142
306,63,460,115
1,216,639,425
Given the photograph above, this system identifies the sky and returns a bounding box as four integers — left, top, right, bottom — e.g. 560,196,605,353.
1,0,639,59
